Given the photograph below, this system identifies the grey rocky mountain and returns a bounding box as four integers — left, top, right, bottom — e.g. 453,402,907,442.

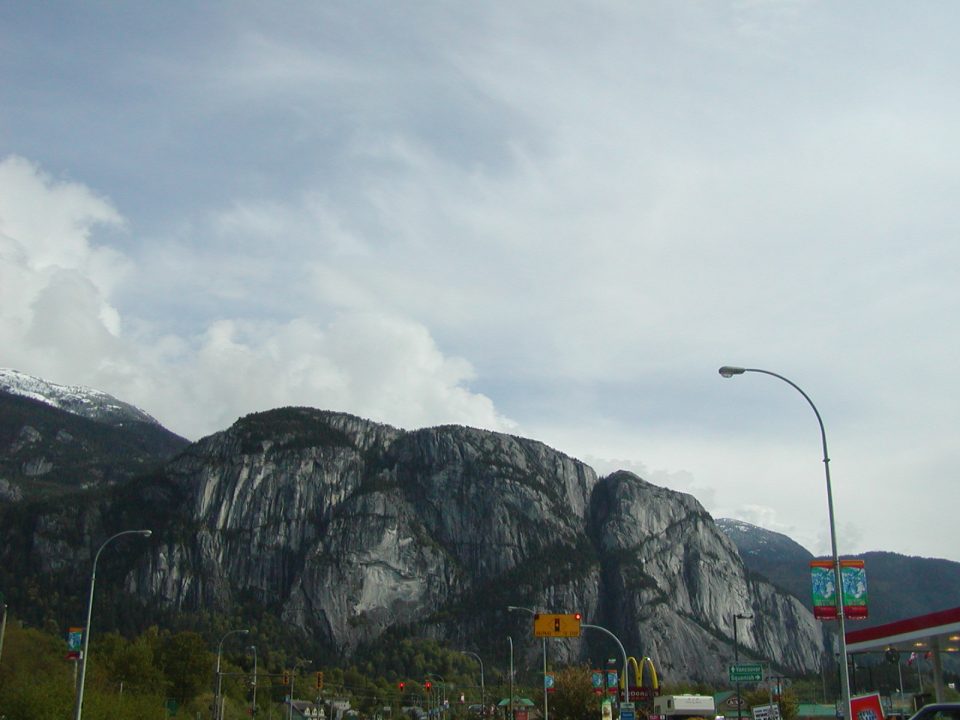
128,407,826,682
0,375,830,684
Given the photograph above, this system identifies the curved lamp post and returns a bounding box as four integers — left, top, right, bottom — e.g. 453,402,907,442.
460,651,485,712
718,365,852,720
72,529,152,720
507,606,549,720
580,622,630,706
289,658,311,720
427,672,446,720
249,645,258,718
733,613,754,720
0,592,7,668
508,636,514,720
216,628,250,720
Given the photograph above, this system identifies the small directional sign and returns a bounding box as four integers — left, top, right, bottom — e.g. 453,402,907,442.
729,663,763,683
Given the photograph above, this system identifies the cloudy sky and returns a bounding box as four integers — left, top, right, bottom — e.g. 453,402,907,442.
2,2,959,563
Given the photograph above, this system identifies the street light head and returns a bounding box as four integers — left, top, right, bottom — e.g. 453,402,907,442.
139,530,153,537
719,366,746,378
506,605,535,615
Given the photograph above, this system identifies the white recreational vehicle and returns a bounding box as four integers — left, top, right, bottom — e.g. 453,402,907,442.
652,695,717,719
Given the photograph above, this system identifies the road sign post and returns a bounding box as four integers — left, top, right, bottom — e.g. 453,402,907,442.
729,663,764,683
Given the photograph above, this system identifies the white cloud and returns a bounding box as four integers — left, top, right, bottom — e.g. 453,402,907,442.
0,154,513,440
0,157,129,377
2,2,960,563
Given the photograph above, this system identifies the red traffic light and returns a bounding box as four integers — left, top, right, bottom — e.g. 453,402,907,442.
399,681,405,691
424,681,432,692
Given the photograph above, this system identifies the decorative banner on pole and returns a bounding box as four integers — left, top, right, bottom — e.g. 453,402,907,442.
66,627,83,660
606,670,618,694
841,560,868,619
592,671,604,695
810,560,868,620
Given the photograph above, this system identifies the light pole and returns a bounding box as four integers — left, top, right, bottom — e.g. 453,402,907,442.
507,605,549,720
72,528,152,720
508,636,514,720
460,651,485,711
733,612,753,720
249,645,258,717
0,592,7,668
718,365,853,720
289,659,310,720
427,673,446,720
216,628,250,720
580,623,630,707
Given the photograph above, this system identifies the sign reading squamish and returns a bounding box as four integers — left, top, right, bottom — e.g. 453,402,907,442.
729,663,763,683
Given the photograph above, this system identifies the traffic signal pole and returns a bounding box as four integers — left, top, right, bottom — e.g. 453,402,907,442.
581,624,630,705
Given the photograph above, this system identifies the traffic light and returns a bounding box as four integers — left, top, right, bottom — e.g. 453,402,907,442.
399,681,406,692
534,612,582,638
316,671,324,690
424,680,432,692
281,671,290,686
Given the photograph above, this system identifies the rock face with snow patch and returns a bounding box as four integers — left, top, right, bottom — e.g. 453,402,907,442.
0,368,162,427
0,371,188,498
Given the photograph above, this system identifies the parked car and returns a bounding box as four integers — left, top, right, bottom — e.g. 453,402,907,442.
907,704,960,720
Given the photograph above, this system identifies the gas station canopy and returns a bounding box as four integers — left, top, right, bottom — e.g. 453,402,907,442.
845,605,960,703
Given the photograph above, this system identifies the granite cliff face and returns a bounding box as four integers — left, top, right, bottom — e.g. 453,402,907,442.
590,473,824,680
124,407,824,682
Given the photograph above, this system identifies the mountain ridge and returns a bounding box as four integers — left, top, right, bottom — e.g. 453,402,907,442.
716,518,960,628
0,368,163,427
0,399,825,684
1,371,953,686
0,370,189,500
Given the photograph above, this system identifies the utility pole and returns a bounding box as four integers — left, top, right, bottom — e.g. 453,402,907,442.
0,593,7,667
733,613,753,720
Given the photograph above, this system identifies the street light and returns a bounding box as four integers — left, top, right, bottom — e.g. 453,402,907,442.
580,622,630,707
508,636,514,720
72,529,152,720
427,673,446,720
507,605,549,720
249,645,258,718
733,613,754,720
460,651,485,712
216,628,250,720
289,658,310,720
718,365,853,720
0,592,7,668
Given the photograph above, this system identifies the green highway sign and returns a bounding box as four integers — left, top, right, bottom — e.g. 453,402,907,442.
729,663,763,683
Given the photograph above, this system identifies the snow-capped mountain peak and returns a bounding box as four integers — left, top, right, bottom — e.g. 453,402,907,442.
0,368,160,427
